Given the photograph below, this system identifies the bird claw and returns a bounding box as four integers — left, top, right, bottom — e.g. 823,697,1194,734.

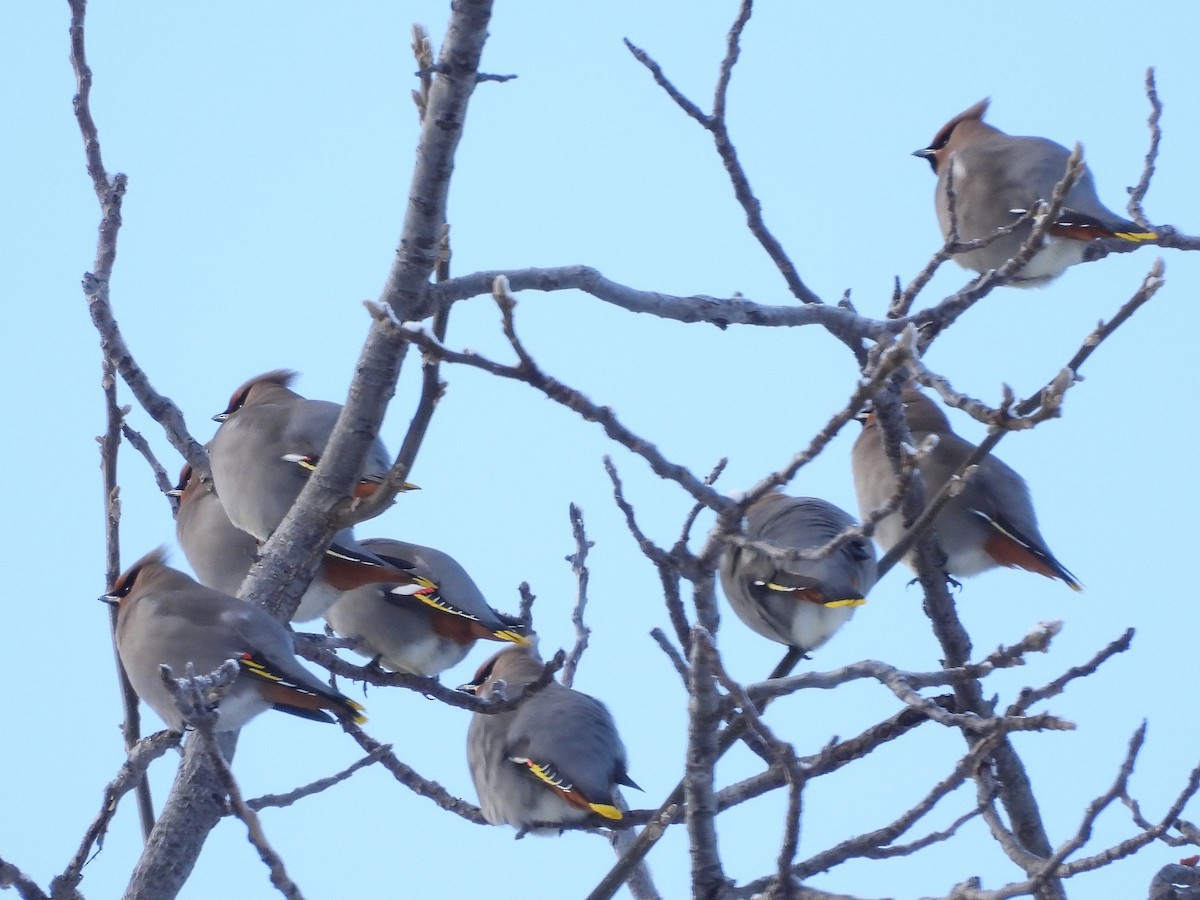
364,655,390,680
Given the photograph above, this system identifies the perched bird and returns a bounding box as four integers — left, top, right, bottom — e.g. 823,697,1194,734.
171,462,260,598
207,370,435,620
851,388,1080,589
914,98,1156,286
719,492,877,653
103,548,366,732
462,645,639,829
324,537,529,677
171,462,439,622
209,369,391,543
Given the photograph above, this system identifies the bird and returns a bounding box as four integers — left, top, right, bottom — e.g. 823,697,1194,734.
171,461,442,622
209,369,391,543
170,462,260,598
102,547,366,732
850,387,1080,589
914,98,1156,286
207,370,435,620
324,537,530,677
461,644,639,829
719,492,877,653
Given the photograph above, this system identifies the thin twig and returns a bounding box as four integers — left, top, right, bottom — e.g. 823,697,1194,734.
1127,67,1161,225
51,730,182,897
649,627,690,686
1008,629,1134,715
624,1,825,309
295,639,565,713
1017,259,1165,416
200,730,304,899
246,746,391,811
562,503,593,688
121,423,175,496
99,363,156,842
342,722,488,824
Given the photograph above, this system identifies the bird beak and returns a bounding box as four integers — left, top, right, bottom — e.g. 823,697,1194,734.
166,488,184,497
99,593,119,606
912,147,938,173
456,681,480,695
211,412,228,423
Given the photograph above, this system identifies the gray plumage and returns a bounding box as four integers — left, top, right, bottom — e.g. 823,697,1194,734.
463,645,638,829
104,548,365,732
719,492,877,652
209,370,391,543
207,370,421,621
850,388,1080,589
172,462,260,598
173,461,416,622
324,537,529,677
914,98,1156,286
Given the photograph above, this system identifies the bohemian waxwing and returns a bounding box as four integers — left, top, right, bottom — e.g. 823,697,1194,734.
323,537,529,677
850,388,1080,589
171,462,260,598
209,370,391,542
103,548,366,732
914,98,1156,286
462,645,639,829
207,371,438,621
171,462,438,622
719,492,877,653
171,460,444,624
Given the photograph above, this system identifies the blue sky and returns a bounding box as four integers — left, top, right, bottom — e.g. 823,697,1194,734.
5,2,1200,898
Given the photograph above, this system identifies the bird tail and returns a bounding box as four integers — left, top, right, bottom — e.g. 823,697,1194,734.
515,757,624,821
239,654,367,724
975,513,1083,592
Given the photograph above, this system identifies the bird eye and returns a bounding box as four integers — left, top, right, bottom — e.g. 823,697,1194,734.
470,658,496,688
221,383,253,417
108,566,140,598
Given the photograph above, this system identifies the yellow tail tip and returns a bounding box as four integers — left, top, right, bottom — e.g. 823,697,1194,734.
588,803,623,821
496,630,532,647
1114,230,1157,242
344,700,368,724
824,597,866,609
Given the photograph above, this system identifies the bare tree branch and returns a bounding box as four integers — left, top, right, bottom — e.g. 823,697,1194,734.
199,730,303,900
98,363,156,843
50,730,182,898
431,266,895,332
342,723,488,824
1128,67,1162,225
246,747,391,812
294,638,565,713
561,503,594,688
624,0,826,309
0,859,49,900
685,629,730,899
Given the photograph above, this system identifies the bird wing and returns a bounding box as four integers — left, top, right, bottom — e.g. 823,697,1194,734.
506,687,632,820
